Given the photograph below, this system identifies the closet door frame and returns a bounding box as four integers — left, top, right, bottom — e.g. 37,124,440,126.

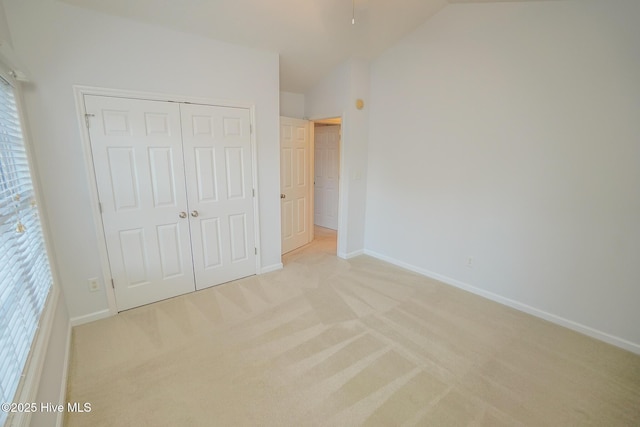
73,86,262,317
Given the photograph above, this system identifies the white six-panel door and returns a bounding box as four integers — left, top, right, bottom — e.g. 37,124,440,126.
181,104,256,290
86,95,257,310
85,95,194,311
280,117,311,254
314,125,340,230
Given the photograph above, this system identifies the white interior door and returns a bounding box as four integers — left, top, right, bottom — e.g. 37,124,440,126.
314,125,340,230
85,95,195,311
181,104,256,289
280,117,311,254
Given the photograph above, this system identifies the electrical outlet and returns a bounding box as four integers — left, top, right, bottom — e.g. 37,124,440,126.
466,257,474,268
88,278,100,292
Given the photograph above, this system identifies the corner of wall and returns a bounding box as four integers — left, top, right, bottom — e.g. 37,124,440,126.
279,91,305,119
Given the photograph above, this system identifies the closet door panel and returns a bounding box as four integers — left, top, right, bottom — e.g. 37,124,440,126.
181,104,257,289
85,95,194,311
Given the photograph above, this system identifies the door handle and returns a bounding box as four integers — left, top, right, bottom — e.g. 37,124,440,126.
281,194,286,199
179,212,187,219
191,210,199,217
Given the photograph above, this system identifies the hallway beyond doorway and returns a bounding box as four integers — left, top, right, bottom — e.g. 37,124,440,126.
283,226,336,266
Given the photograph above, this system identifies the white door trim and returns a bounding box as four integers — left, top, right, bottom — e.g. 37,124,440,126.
73,85,262,315
309,123,315,243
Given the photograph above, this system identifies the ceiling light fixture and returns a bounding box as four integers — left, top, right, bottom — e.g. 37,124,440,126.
352,0,355,24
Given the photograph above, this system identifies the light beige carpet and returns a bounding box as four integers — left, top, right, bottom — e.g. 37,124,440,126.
66,227,640,426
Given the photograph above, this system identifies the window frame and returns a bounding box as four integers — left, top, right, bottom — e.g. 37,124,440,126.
0,61,61,427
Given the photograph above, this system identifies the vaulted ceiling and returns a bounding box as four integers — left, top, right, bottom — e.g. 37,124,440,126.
57,0,543,92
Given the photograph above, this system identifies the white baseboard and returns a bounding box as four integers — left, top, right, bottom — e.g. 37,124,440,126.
70,309,111,326
260,263,283,274
364,249,640,355
338,249,364,260
56,321,72,427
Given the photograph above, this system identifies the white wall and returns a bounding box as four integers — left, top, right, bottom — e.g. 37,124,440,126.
343,60,370,256
279,91,305,119
305,59,370,257
4,0,281,320
0,0,10,44
305,61,349,120
0,0,21,72
366,0,640,351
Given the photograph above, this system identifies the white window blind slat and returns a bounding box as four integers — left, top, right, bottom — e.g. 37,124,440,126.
0,74,53,426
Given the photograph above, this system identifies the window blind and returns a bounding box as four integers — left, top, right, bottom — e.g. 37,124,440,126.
0,74,52,425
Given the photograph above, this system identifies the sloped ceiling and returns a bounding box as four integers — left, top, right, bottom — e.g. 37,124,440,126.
57,0,544,92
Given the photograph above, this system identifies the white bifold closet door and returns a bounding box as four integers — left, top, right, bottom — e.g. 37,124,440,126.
180,103,256,290
85,95,256,311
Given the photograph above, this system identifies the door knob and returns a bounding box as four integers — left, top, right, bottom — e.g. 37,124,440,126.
179,212,187,218
191,210,199,217
281,194,286,199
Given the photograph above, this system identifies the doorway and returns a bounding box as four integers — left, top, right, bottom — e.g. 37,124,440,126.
279,116,341,257
310,117,342,255
312,118,341,253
